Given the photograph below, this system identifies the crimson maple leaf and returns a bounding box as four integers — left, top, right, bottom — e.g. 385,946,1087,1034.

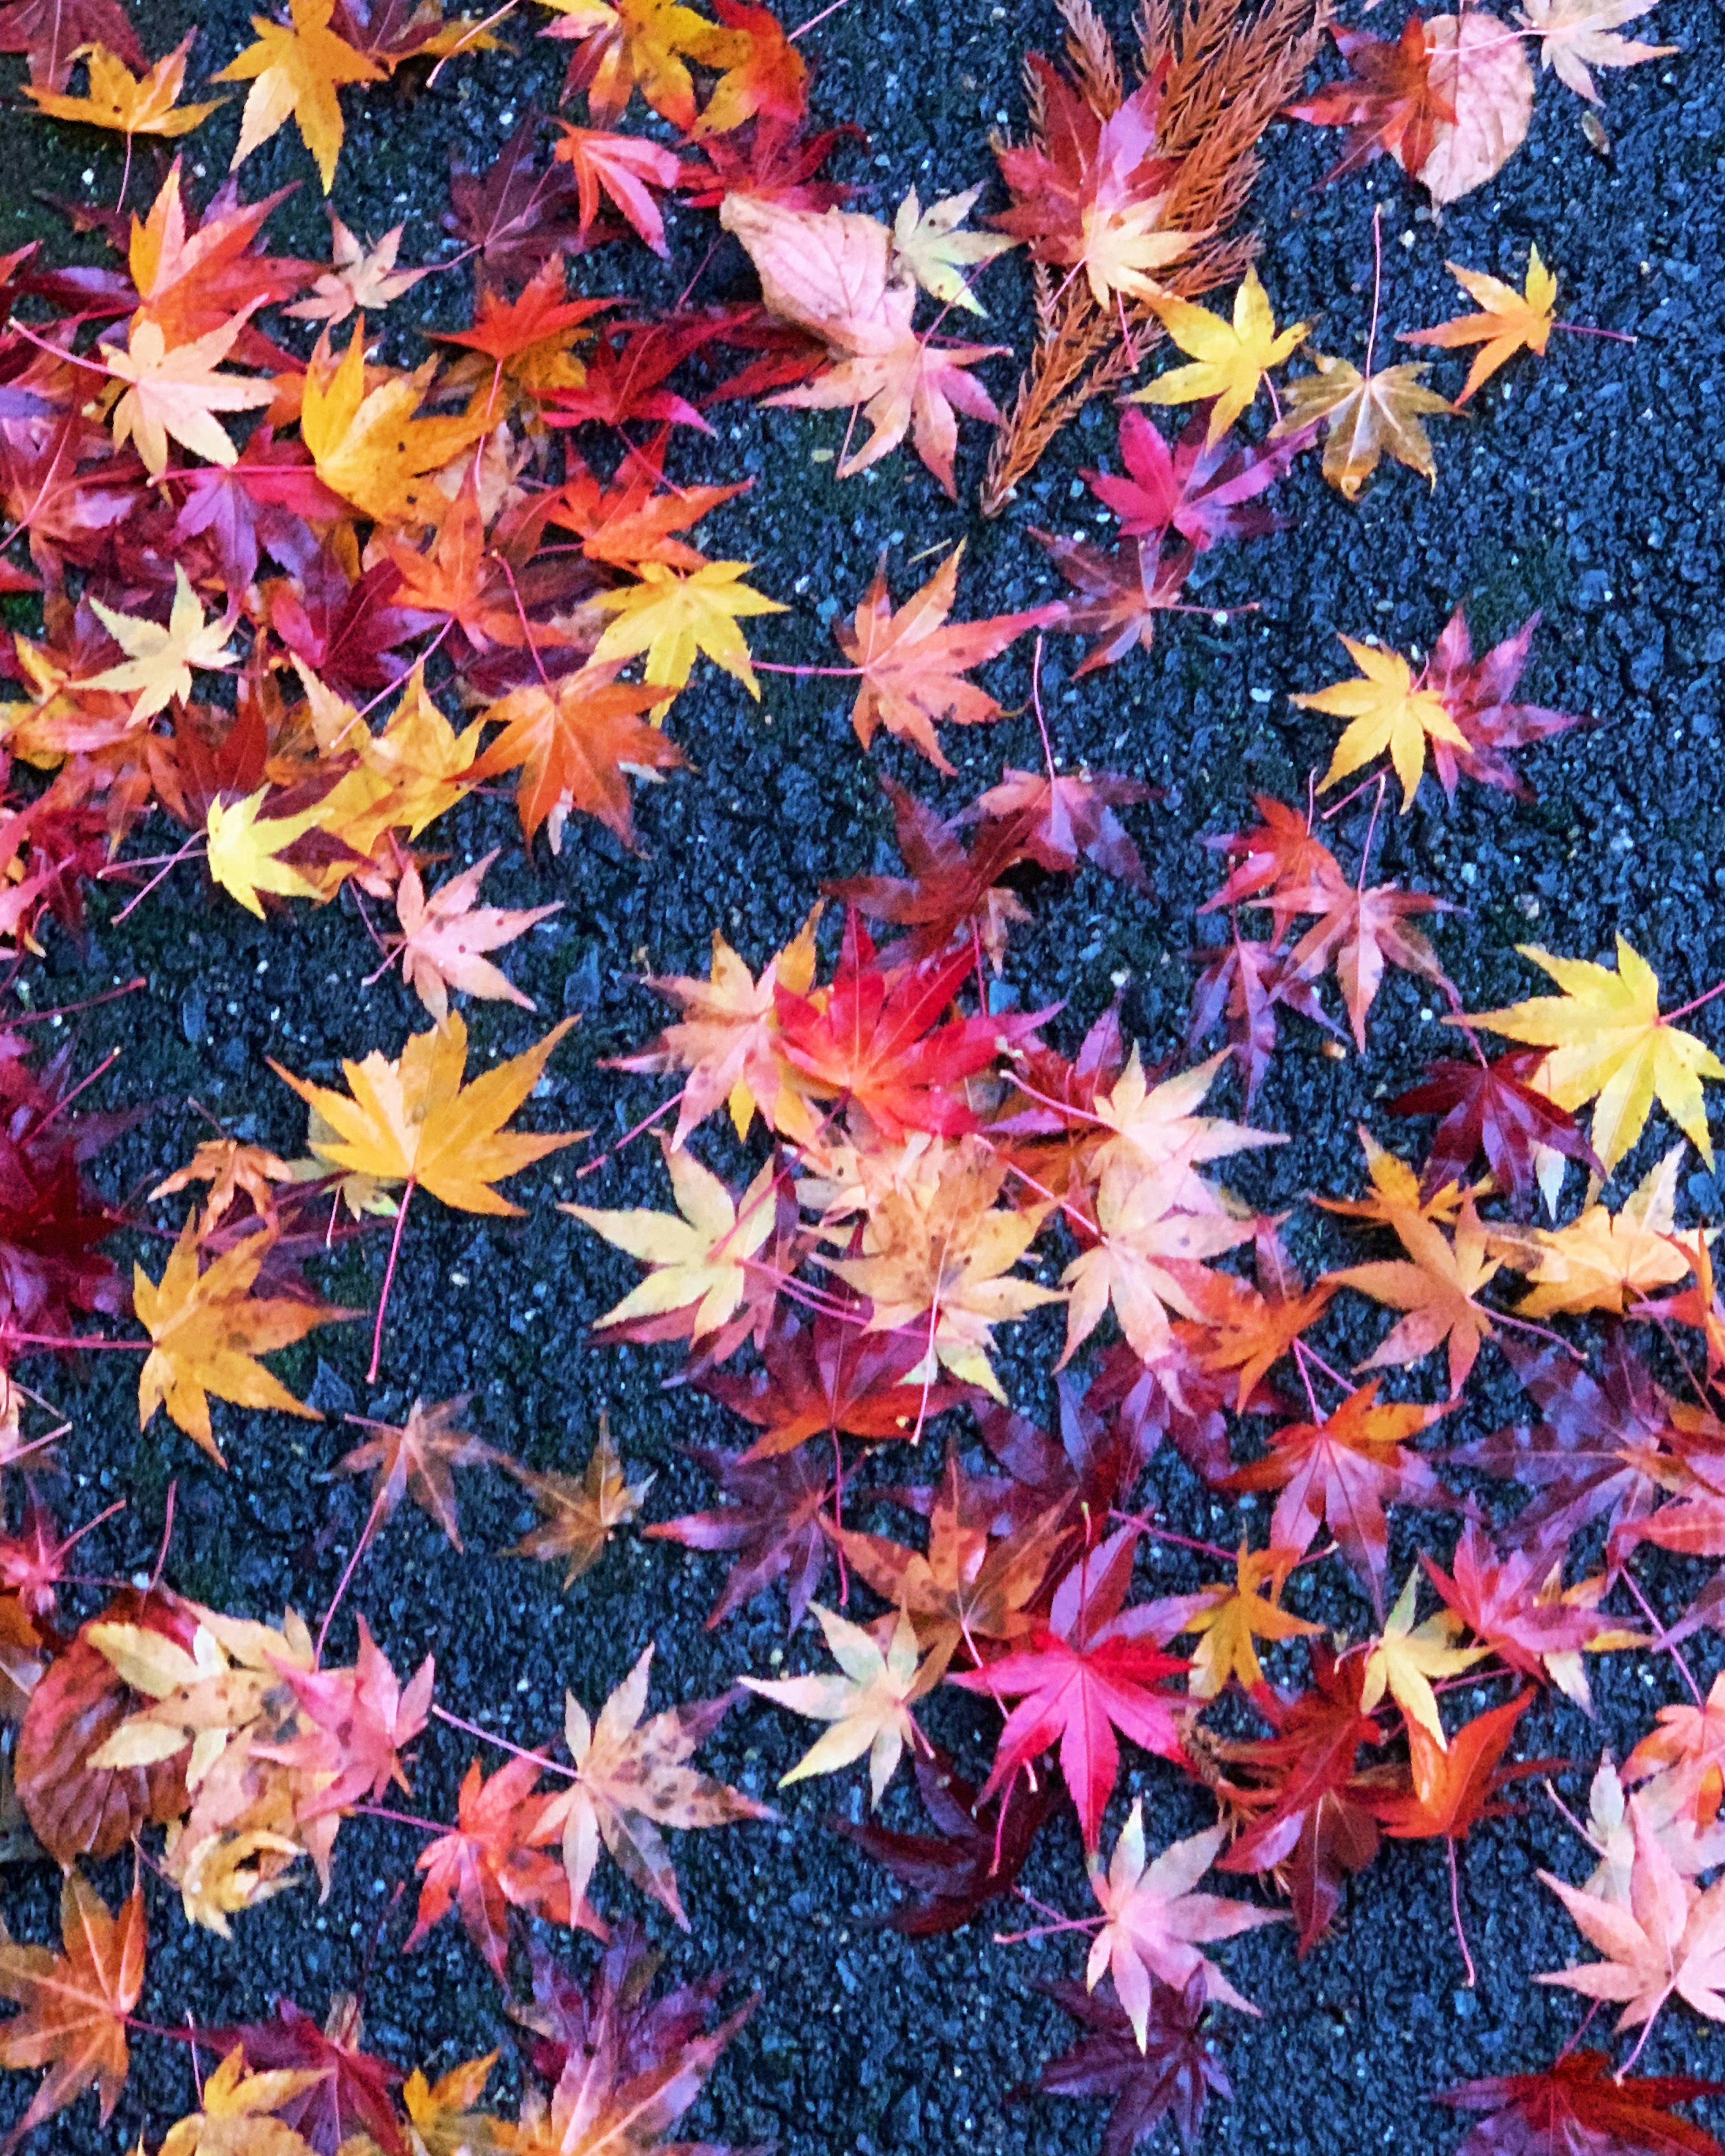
544,318,718,436
1421,1522,1625,1701
443,114,588,292
1084,408,1297,552
1390,1048,1602,1216
1018,1970,1232,2156
1202,796,1345,916
1034,529,1195,676
1286,18,1455,185
963,770,1156,892
1188,927,1337,1109
645,1440,832,1630
833,1743,1057,1936
1436,2051,1725,2156
823,781,1038,971
1213,1645,1387,1952
0,0,143,89
951,1523,1189,1851
1440,1332,1678,1560
678,115,859,211
202,1996,404,2156
773,914,1022,1141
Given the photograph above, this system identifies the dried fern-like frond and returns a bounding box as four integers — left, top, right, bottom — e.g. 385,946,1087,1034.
981,0,1327,517
1061,0,1124,115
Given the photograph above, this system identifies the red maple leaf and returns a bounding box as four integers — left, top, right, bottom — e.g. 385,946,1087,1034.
1286,18,1455,186
951,1523,1189,1851
678,116,860,211
544,318,719,436
443,115,590,292
407,1754,576,1979
823,780,1039,969
1420,608,1584,800
645,1440,833,1630
1017,1969,1232,2156
1279,873,1459,1051
962,770,1156,892
1201,796,1345,918
1223,1381,1450,1605
1084,409,1297,552
1369,1690,1548,1842
1390,1048,1601,1215
1435,2050,1725,2156
1188,927,1337,1108
0,0,143,89
773,914,1021,1141
1213,1645,1386,1953
699,1311,972,1461
1421,1522,1621,1694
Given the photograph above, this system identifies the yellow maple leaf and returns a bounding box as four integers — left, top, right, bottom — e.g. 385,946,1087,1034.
402,2051,501,2156
1401,246,1559,406
1462,936,1725,1172
159,2047,323,2156
1272,353,1451,500
21,33,226,137
1360,1570,1486,1748
1178,1543,1321,1698
299,320,490,526
100,309,274,475
306,665,482,871
275,1011,578,1215
276,1012,579,1379
213,0,383,192
1296,635,1470,812
564,1149,778,1343
1132,267,1311,442
134,1217,353,1460
87,565,237,722
205,787,323,918
590,560,785,719
740,1601,926,1806
1497,1144,1701,1318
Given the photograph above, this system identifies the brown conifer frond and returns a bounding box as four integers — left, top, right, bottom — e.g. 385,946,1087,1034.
980,0,1327,518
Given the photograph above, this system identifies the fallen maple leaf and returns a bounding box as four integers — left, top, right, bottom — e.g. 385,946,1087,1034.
1497,1144,1697,1319
0,1871,144,2144
1437,2049,1725,2156
100,309,275,476
387,848,560,1024
1133,268,1311,443
591,559,785,719
646,1439,832,1630
1086,1806,1282,2046
565,1149,778,1347
1035,530,1195,675
470,662,681,852
1539,1795,1725,2036
134,1217,352,1461
1401,247,1560,405
1177,1542,1322,1700
1462,937,1725,1174
1517,0,1676,101
890,184,1015,315
285,209,428,325
337,1394,501,1552
1296,634,1470,812
0,0,143,91
298,319,489,527
509,1417,654,1586
1371,1690,1544,1842
1390,1049,1601,1216
1084,408,1298,553
1021,1969,1233,2156
1274,351,1451,499
85,565,237,723
20,31,224,136
552,122,682,256
1286,17,1455,183
407,1754,572,1979
833,544,1061,773
539,1644,768,1928
741,1599,927,1806
1358,1570,1485,1745
540,0,739,131
159,2045,324,2156
214,0,384,193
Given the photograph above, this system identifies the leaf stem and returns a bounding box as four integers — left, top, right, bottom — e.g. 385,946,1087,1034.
367,1178,414,1384
1446,1838,1476,1988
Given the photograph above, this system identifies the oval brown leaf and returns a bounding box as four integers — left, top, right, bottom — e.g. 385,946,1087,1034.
15,1589,195,1863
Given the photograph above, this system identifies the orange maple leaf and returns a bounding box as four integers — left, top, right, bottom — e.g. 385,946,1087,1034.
834,544,1061,773
0,1872,144,2144
469,662,679,852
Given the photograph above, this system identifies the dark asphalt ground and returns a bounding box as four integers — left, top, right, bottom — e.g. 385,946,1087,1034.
2,0,1724,2150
